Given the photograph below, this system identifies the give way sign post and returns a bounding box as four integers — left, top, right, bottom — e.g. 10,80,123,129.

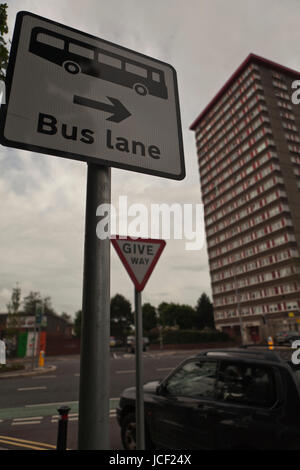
111,236,166,449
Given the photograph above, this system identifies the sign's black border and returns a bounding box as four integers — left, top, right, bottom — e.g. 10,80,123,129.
0,11,185,180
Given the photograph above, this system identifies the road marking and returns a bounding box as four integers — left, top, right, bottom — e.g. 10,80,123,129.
26,400,78,408
51,417,79,423
32,375,56,379
50,410,116,423
13,416,43,422
0,434,56,450
18,386,47,391
12,420,41,426
116,369,135,374
51,412,78,423
52,413,78,418
0,438,46,450
12,416,43,426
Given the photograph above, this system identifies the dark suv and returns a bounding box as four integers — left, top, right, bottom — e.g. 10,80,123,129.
117,347,300,450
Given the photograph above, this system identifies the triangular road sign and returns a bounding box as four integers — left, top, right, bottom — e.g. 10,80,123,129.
111,236,166,292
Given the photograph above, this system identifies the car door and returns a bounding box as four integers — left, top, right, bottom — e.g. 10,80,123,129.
149,358,218,449
211,360,283,449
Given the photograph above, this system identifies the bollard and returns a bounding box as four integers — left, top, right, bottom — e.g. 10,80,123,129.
56,405,71,450
38,350,45,368
268,336,274,350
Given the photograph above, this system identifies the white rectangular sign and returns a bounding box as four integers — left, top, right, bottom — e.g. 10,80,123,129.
6,315,47,329
0,340,6,365
0,11,185,180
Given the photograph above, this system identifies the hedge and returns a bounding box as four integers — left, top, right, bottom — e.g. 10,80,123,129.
160,329,230,345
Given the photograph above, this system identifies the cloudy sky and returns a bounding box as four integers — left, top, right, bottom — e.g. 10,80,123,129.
1,0,300,318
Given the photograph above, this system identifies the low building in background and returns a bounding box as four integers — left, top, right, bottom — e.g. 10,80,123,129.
0,311,75,357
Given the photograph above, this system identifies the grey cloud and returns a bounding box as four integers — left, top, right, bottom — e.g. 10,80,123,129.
2,0,300,315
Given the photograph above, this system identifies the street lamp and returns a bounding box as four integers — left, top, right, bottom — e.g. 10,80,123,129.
233,266,245,345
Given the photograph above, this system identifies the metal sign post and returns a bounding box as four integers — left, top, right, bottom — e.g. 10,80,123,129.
111,236,166,449
35,303,43,367
135,287,145,450
78,164,111,450
31,305,37,371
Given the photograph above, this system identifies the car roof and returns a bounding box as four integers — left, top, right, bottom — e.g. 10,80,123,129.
192,346,291,364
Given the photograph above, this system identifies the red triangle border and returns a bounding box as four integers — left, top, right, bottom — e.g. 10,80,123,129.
110,236,166,292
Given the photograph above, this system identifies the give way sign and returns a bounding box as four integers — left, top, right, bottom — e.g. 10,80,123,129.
111,236,166,292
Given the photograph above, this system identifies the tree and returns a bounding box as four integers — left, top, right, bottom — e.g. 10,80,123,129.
22,292,56,317
195,293,215,330
22,291,43,315
157,302,176,328
61,312,71,322
174,304,197,330
42,295,56,316
7,284,21,314
110,294,132,339
142,303,157,332
74,310,82,338
157,302,197,329
6,284,22,336
0,3,9,81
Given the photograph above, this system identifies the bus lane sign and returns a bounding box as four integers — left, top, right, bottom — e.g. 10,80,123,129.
0,11,185,180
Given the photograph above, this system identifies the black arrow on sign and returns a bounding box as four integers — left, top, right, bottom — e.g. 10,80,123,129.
73,95,131,123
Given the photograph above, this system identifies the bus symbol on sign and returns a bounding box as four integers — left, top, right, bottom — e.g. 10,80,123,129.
0,11,185,180
29,27,168,100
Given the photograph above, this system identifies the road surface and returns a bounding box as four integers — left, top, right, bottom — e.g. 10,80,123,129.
0,350,192,450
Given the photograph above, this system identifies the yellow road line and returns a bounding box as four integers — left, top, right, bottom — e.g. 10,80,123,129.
0,438,47,450
0,434,56,449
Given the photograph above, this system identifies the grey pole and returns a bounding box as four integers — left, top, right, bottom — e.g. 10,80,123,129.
135,287,145,450
31,305,37,371
78,164,111,450
234,267,244,345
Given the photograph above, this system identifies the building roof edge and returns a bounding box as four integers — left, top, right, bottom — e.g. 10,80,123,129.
190,53,300,131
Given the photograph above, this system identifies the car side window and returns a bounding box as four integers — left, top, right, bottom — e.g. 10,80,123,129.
216,362,277,407
164,360,217,400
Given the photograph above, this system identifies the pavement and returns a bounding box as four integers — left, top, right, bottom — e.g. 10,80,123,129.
0,356,57,379
0,364,56,379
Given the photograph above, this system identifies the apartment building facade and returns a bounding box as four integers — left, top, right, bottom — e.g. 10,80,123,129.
190,54,300,342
